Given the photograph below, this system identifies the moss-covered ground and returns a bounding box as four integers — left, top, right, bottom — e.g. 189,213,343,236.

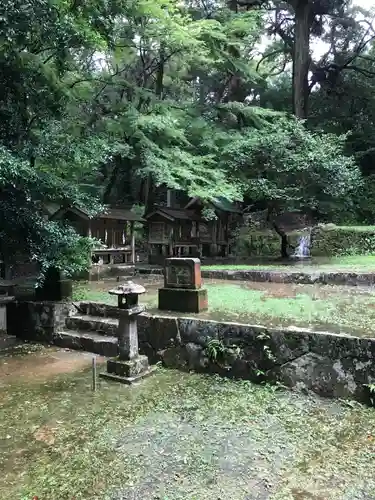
0,346,374,500
74,278,375,337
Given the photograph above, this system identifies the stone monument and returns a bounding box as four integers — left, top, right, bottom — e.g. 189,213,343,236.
100,281,155,384
158,258,208,313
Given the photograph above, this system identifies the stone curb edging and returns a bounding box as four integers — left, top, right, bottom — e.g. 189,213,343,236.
135,267,375,287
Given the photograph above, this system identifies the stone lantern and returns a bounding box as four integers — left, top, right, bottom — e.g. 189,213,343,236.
100,281,154,384
110,281,145,311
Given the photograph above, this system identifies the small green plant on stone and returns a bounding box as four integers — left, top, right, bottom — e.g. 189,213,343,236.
206,339,226,362
206,340,243,371
257,333,277,363
364,383,375,407
263,345,277,363
256,332,269,340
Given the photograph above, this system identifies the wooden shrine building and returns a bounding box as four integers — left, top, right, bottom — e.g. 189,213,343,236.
50,206,144,265
145,197,242,265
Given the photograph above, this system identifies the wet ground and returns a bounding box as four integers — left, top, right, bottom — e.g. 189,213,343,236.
0,344,106,386
0,346,374,500
74,277,375,337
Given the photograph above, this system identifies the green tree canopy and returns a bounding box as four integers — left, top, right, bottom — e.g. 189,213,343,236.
218,111,361,218
0,0,371,274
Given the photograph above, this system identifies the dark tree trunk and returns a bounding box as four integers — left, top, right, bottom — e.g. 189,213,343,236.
272,222,289,259
142,44,165,212
292,0,311,118
144,175,156,213
103,158,120,204
155,44,165,99
267,209,289,259
281,233,288,259
227,0,238,13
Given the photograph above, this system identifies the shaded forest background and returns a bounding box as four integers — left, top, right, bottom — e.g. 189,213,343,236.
1,0,375,275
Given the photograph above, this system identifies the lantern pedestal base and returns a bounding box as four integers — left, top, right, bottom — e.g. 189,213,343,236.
100,355,156,385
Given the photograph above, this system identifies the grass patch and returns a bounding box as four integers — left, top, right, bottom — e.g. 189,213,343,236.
202,254,375,271
201,284,375,336
73,283,118,305
0,350,374,500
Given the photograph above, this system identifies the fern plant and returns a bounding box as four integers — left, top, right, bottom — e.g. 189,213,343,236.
206,339,226,362
364,383,375,407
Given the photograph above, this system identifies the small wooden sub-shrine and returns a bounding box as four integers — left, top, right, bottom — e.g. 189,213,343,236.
145,197,242,265
51,206,144,265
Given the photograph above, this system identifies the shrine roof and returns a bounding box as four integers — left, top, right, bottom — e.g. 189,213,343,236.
50,206,144,222
185,196,242,214
99,208,144,222
144,206,201,221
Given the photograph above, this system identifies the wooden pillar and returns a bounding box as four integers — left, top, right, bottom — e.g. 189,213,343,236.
225,218,230,256
126,221,129,244
111,226,115,248
212,220,218,255
167,189,172,207
130,221,135,264
87,222,93,264
169,225,173,256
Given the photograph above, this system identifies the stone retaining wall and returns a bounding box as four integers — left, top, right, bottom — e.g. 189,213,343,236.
141,315,375,403
136,267,375,287
83,302,375,404
7,301,75,342
8,299,375,404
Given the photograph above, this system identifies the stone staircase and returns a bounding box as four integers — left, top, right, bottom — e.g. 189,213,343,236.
54,302,121,357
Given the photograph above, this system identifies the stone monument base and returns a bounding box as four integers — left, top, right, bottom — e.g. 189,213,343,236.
100,355,156,385
158,287,208,313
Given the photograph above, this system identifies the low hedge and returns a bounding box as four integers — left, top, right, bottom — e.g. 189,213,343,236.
311,225,375,257
232,228,302,257
233,225,375,258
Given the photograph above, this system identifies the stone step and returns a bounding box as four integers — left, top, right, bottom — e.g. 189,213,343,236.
0,332,19,351
54,330,118,357
65,314,118,336
75,302,120,319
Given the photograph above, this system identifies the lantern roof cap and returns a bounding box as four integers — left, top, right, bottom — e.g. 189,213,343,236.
108,281,146,296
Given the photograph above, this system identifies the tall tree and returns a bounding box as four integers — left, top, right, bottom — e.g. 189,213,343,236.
0,0,123,276
250,0,375,118
218,106,361,255
0,0,367,272
70,0,263,206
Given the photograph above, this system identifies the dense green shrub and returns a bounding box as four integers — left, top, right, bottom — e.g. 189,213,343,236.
311,225,375,257
232,225,375,258
232,227,302,257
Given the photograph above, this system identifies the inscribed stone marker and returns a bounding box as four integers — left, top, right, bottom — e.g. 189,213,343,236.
158,258,208,313
164,257,202,290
